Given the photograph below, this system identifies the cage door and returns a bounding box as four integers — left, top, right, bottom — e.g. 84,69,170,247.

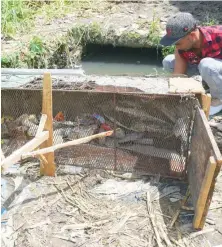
188,107,222,229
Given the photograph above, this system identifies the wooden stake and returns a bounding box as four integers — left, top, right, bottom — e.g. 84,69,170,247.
22,130,114,158
40,72,55,176
201,93,211,119
193,156,216,229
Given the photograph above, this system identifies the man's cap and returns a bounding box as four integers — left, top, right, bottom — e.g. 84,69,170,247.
160,12,197,46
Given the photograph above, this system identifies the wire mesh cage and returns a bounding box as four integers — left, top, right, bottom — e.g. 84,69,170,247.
1,82,200,179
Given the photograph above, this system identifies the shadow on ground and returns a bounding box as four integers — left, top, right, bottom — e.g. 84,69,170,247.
169,1,222,24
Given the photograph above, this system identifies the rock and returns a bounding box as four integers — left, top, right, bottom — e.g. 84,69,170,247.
15,114,29,125
28,115,38,124
59,165,82,174
212,123,222,132
60,128,73,138
53,121,76,129
115,128,125,139
6,121,28,138
105,138,116,148
66,125,98,140
135,30,148,36
131,23,139,30
160,17,167,22
98,129,106,146
27,125,38,137
139,14,146,19
1,123,9,138
1,139,10,146
53,129,64,145
118,132,143,144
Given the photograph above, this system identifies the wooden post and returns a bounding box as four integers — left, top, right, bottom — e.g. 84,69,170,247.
40,72,55,176
201,93,211,119
193,156,216,229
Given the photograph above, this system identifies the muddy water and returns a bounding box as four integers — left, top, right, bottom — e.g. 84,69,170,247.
81,45,167,76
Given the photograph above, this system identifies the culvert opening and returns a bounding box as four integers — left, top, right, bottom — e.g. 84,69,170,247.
81,44,166,76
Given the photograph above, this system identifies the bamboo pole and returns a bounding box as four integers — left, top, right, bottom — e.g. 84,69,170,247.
1,131,49,170
36,114,47,137
40,72,55,176
22,130,114,158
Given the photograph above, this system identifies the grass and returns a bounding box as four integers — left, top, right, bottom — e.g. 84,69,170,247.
1,0,43,37
202,15,219,26
161,46,175,58
1,0,97,38
2,2,220,68
148,11,161,45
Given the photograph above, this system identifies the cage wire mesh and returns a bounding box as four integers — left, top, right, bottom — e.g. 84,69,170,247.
1,78,199,179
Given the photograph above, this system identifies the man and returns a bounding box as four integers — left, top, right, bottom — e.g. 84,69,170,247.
160,12,222,115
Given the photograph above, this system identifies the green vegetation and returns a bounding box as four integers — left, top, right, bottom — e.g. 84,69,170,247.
1,36,49,68
162,45,175,58
2,0,36,37
148,11,161,45
1,0,97,37
1,1,220,68
202,18,219,26
1,52,21,68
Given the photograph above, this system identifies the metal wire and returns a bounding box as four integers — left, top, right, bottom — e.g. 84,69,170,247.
1,84,199,179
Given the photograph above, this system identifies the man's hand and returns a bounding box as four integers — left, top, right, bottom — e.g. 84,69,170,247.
173,49,188,75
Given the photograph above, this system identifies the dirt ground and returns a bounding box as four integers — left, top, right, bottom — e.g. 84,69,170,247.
1,88,222,247
1,162,222,247
2,1,222,59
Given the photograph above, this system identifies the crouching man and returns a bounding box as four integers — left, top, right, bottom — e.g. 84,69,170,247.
160,12,222,115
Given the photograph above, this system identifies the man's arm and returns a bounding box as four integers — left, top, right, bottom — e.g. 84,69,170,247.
173,49,188,75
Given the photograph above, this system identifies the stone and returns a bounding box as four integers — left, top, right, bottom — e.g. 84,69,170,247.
1,123,9,138
115,128,125,139
28,115,38,124
131,23,139,30
136,30,148,36
139,14,147,19
53,129,64,145
27,125,38,137
66,125,98,140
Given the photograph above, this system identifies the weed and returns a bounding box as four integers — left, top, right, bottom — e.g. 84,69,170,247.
1,0,36,37
202,18,219,26
137,20,149,29
1,0,97,37
87,22,103,43
1,53,21,68
162,45,175,58
23,36,48,68
148,11,161,45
